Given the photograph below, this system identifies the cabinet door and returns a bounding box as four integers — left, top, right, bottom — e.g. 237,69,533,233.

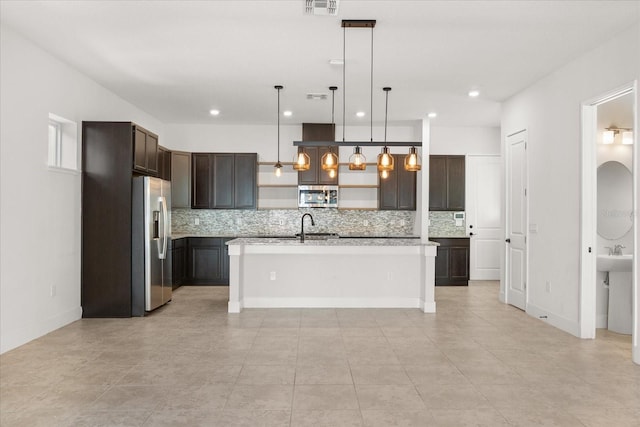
132,126,159,175
317,146,339,185
191,154,211,208
397,157,417,210
171,152,191,208
379,155,416,210
221,238,232,285
434,246,450,282
187,238,223,284
133,127,148,172
450,246,470,282
379,162,399,210
234,153,257,209
145,132,159,175
447,156,465,210
171,238,186,289
429,156,447,210
158,147,171,180
298,147,319,185
212,154,234,209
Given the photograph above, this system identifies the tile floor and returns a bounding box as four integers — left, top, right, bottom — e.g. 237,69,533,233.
1,282,638,426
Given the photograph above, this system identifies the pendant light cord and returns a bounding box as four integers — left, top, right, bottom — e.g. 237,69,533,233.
384,88,389,143
370,26,374,142
342,25,346,142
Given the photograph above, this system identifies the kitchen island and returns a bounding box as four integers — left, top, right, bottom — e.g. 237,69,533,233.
226,237,438,313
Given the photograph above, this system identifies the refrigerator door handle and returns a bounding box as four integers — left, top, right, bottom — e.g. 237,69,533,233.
158,196,168,259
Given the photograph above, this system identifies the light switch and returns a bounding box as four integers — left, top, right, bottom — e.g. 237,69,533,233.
529,223,538,233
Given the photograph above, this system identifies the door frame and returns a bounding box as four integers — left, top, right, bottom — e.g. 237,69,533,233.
580,82,637,346
504,129,529,309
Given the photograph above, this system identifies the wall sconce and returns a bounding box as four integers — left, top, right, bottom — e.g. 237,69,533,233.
603,127,633,145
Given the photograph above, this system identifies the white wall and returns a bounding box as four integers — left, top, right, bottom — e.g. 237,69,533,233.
0,25,164,354
430,126,501,155
501,23,639,350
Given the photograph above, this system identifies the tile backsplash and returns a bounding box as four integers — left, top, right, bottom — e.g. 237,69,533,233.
172,208,416,236
428,211,467,237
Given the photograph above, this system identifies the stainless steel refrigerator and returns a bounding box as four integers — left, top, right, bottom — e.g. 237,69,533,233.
132,176,172,315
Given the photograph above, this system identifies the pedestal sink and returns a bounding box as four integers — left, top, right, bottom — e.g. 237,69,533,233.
597,254,633,335
596,254,633,272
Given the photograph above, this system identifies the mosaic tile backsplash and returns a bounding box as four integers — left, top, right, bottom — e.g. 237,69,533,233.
428,211,467,237
172,208,416,237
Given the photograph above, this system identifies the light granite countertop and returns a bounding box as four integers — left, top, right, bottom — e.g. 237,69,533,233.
226,237,438,247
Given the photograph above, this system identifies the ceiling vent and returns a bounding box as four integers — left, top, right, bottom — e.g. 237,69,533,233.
306,93,328,100
304,0,339,16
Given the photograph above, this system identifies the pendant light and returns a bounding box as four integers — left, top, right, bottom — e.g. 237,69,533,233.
293,148,311,171
321,86,339,172
377,87,394,177
274,85,283,177
345,20,375,171
404,146,421,171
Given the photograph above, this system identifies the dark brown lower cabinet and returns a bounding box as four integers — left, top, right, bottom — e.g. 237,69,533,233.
186,237,230,285
431,238,470,286
171,238,187,289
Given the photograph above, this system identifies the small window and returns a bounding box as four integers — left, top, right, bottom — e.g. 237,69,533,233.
48,113,79,171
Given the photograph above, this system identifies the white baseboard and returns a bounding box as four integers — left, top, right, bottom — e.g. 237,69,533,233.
1,306,82,354
526,302,581,338
421,300,436,313
241,297,421,309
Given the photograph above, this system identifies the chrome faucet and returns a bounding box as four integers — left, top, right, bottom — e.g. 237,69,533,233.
613,244,625,255
300,213,315,243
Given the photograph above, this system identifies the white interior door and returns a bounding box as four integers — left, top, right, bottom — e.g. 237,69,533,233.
466,155,502,280
506,131,528,310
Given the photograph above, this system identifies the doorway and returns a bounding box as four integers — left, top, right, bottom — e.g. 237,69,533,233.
580,83,636,362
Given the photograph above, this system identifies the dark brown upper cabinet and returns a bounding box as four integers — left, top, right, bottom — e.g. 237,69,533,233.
132,125,158,175
191,153,257,210
429,155,465,211
157,146,171,181
298,123,338,185
378,154,417,210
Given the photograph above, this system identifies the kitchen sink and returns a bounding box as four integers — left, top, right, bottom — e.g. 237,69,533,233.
596,254,633,272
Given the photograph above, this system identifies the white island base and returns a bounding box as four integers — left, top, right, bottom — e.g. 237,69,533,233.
226,238,438,313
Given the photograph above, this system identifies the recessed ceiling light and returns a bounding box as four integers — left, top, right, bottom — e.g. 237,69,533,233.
468,90,480,98
329,59,344,65
283,111,293,117
428,112,437,118
356,111,365,117
209,109,220,116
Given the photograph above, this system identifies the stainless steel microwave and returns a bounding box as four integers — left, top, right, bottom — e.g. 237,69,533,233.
298,185,338,208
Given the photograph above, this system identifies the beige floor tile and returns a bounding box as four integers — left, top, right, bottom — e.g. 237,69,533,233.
361,409,433,426
415,383,490,410
2,284,636,426
291,409,363,426
225,384,294,410
66,410,152,427
355,385,425,410
237,365,296,385
349,365,412,385
293,384,359,410
295,364,353,385
568,407,640,427
498,407,586,426
429,408,509,426
403,363,469,386
210,409,291,427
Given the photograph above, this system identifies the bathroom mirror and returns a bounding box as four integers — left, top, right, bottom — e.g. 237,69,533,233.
597,161,633,239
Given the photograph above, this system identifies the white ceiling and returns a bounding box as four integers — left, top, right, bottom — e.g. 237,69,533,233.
1,0,638,127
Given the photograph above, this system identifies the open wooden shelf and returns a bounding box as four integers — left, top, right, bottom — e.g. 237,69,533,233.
339,185,379,189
